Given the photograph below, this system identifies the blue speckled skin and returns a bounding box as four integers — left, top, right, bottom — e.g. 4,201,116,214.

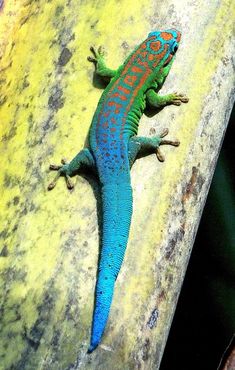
48,29,188,352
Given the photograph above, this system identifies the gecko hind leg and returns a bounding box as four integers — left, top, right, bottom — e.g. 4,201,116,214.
156,128,180,162
48,158,74,190
48,148,95,191
128,128,180,166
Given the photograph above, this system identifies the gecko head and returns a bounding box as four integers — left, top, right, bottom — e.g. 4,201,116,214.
145,29,181,70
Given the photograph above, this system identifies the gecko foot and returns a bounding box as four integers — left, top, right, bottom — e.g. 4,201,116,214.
156,128,180,162
48,159,74,191
87,46,105,64
167,92,189,106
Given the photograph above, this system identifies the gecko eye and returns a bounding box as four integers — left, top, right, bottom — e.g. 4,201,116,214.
172,44,178,54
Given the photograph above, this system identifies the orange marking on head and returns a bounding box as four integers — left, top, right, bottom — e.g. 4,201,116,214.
110,127,116,132
161,32,172,40
111,117,117,124
150,40,161,51
141,43,147,49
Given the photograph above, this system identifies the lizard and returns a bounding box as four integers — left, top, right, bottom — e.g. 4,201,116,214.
48,29,189,353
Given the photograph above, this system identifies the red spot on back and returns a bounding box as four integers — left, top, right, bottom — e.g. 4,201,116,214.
148,54,154,61
108,101,122,109
141,51,148,58
112,92,127,101
103,110,111,117
131,65,143,73
102,121,109,128
137,58,149,68
118,85,130,95
124,74,137,86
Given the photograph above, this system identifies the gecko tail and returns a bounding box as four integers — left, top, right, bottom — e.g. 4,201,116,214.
88,274,115,352
88,182,133,352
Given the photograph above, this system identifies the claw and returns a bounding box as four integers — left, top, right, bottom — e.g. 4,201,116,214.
88,45,105,64
159,128,169,138
48,171,61,191
49,164,63,170
156,129,180,162
161,139,180,146
156,148,165,162
48,181,57,191
171,92,189,105
172,101,182,106
66,175,74,190
98,45,105,56
87,56,96,63
90,46,96,54
88,46,97,63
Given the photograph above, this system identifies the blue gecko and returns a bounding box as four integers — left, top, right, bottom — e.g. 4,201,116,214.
48,29,188,352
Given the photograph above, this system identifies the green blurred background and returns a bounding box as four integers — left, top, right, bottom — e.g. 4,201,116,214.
161,105,235,369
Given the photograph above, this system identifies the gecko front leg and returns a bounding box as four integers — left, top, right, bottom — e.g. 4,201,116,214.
88,46,117,80
146,89,189,108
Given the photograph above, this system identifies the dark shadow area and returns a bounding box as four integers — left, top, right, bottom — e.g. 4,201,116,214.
160,105,235,370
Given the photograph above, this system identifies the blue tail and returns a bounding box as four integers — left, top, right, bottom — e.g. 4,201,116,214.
88,182,133,352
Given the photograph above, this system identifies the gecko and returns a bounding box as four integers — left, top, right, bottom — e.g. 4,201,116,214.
48,29,188,353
